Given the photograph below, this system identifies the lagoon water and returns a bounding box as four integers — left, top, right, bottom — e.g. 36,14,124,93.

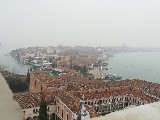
0,47,30,75
107,52,160,83
1,46,160,83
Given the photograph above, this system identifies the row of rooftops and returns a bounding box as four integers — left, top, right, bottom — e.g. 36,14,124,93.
13,88,157,110
56,67,80,75
31,70,160,94
55,90,99,118
75,89,130,100
53,89,158,118
13,93,56,109
72,56,98,66
14,70,160,118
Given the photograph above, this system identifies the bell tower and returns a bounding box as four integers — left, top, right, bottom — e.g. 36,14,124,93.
80,94,90,120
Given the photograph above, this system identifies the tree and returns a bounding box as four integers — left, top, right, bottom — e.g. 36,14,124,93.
81,65,87,76
98,59,102,64
73,65,82,71
49,56,55,63
25,69,30,89
72,65,87,76
39,100,48,120
7,77,28,92
28,56,34,63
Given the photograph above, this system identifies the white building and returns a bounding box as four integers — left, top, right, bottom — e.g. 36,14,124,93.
91,101,160,120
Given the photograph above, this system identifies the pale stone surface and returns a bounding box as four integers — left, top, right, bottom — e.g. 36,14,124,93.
91,102,160,120
0,73,23,120
89,67,102,79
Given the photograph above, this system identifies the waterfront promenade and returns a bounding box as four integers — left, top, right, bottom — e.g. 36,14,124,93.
0,73,23,120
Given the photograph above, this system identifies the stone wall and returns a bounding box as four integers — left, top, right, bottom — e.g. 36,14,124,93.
0,73,24,120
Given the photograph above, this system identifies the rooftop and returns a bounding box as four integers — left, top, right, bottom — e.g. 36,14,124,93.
14,93,56,109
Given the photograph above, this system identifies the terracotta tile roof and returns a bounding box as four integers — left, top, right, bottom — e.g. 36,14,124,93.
29,70,160,116
56,67,80,75
55,90,98,118
14,93,56,109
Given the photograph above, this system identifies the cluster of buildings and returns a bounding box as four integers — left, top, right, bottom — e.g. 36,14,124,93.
11,45,160,120
10,45,126,68
14,69,160,120
10,46,103,73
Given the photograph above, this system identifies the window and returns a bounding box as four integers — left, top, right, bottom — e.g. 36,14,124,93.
33,109,36,113
58,106,59,112
100,100,102,104
67,114,69,120
35,80,36,87
91,102,93,105
88,102,90,105
41,85,43,92
62,110,63,118
116,98,118,102
23,111,25,115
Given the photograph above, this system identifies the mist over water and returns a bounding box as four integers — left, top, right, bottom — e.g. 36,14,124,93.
0,47,30,75
107,52,160,83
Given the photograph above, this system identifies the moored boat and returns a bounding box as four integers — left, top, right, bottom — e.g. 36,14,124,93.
104,73,122,80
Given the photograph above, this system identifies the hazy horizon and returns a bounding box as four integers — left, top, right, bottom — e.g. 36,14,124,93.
1,0,160,50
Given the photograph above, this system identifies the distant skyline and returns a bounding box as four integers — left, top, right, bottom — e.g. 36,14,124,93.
0,0,160,50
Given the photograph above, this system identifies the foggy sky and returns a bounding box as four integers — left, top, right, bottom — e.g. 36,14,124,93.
0,0,160,50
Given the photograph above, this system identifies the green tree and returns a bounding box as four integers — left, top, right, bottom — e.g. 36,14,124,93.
72,65,87,76
49,56,55,63
98,59,102,64
73,65,82,71
39,100,48,120
28,56,34,63
25,69,30,89
81,65,87,76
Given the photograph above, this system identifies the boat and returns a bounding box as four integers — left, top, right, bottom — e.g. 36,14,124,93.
101,62,108,70
104,73,122,80
4,53,10,56
105,68,108,70
102,63,108,66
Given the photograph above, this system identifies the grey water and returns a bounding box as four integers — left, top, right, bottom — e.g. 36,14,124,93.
1,46,160,83
0,47,30,75
107,52,160,83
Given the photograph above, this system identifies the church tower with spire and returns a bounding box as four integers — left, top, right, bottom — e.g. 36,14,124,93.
80,94,90,120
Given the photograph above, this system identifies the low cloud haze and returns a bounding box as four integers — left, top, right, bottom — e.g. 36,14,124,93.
0,0,160,50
